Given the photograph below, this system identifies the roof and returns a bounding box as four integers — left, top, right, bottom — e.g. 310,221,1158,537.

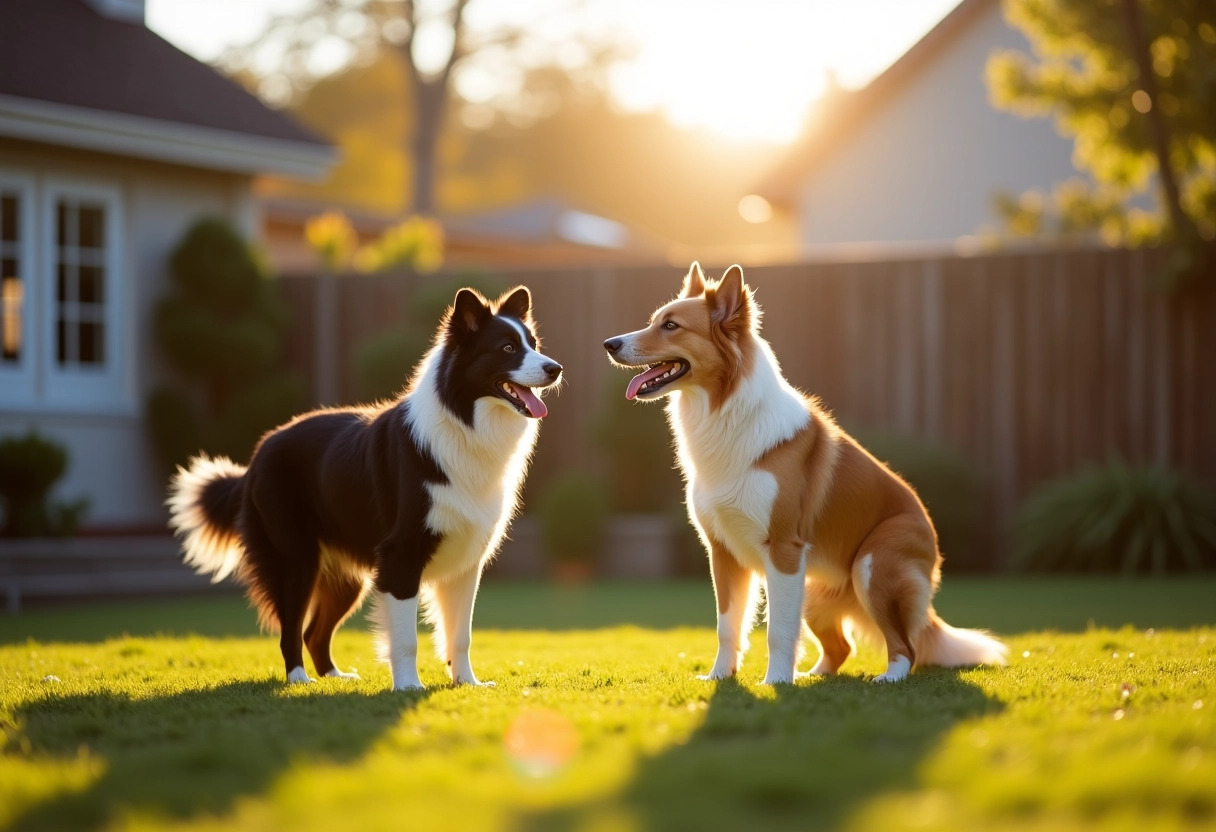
444,197,632,249
758,0,996,207
0,0,334,177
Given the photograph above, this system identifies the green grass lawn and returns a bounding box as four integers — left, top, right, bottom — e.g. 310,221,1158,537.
1,578,1214,832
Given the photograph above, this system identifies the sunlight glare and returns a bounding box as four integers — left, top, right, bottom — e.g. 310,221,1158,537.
412,18,457,76
148,0,962,145
738,195,773,224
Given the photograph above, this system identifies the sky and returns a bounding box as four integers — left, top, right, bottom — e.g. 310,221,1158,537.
147,0,962,145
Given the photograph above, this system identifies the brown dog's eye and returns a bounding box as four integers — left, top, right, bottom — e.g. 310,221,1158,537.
503,344,515,352
663,321,679,331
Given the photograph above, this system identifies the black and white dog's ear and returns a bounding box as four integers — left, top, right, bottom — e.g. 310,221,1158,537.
497,286,532,322
450,288,491,334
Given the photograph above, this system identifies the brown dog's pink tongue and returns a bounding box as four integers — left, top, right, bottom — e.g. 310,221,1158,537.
626,363,675,400
509,383,548,418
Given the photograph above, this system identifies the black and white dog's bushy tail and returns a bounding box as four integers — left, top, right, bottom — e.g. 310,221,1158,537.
167,454,247,583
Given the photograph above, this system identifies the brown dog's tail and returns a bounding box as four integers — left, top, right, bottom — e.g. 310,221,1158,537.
167,454,246,583
916,610,1008,667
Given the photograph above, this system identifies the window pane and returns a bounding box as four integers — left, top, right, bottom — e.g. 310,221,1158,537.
1,195,16,243
57,263,71,302
79,206,105,249
57,202,69,246
57,317,68,364
1,275,21,362
79,321,104,365
79,265,104,304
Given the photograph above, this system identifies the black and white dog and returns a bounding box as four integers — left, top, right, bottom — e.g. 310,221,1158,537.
168,287,561,690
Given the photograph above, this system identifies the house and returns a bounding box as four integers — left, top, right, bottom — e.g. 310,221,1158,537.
0,0,333,530
759,0,1080,256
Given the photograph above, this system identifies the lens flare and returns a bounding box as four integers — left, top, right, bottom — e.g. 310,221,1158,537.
504,707,579,778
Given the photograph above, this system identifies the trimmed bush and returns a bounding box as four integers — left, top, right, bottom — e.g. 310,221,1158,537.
1012,461,1216,574
537,472,610,569
146,219,304,476
858,432,985,572
0,431,88,537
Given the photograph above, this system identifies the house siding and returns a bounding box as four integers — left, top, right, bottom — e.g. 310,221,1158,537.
0,138,253,528
794,1,1080,250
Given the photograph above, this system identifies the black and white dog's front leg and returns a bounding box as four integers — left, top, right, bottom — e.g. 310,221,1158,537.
374,528,438,691
379,593,424,690
432,567,493,686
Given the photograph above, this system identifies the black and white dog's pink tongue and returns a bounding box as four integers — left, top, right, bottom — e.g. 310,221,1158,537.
626,364,672,400
510,383,548,418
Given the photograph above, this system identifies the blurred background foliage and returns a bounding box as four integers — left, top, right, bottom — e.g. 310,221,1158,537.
537,470,610,572
988,0,1215,284
1012,460,1216,574
146,219,306,476
0,431,88,538
351,271,505,401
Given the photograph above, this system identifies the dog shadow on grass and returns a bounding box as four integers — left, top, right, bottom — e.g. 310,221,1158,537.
6,679,427,832
532,668,1004,832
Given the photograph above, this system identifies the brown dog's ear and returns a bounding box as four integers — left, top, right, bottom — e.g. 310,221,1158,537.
449,288,491,334
708,264,749,325
496,286,532,322
680,261,706,298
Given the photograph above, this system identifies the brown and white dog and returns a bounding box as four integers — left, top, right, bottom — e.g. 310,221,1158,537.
603,263,1007,684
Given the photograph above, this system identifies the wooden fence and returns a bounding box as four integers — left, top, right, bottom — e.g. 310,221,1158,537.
277,247,1216,568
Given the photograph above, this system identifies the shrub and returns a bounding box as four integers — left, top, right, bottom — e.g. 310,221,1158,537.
352,271,505,402
0,431,88,537
857,432,985,572
305,211,357,273
353,216,444,274
351,326,432,402
590,377,683,514
146,219,304,476
1012,461,1216,574
537,472,610,569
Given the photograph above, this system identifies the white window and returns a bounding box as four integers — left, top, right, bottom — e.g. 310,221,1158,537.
41,181,126,410
0,174,35,405
0,176,127,412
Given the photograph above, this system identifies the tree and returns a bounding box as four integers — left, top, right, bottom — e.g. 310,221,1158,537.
987,0,1215,281
146,219,305,476
222,0,618,217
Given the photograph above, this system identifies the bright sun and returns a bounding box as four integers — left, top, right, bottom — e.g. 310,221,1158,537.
148,0,961,147
603,0,962,145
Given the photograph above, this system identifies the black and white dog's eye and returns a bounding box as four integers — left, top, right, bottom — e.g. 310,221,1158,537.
663,321,679,331
503,344,516,352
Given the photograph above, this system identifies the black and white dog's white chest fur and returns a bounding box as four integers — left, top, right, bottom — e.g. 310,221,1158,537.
169,287,562,690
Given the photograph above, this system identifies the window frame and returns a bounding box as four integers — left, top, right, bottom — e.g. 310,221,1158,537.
40,178,129,412
0,170,37,406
